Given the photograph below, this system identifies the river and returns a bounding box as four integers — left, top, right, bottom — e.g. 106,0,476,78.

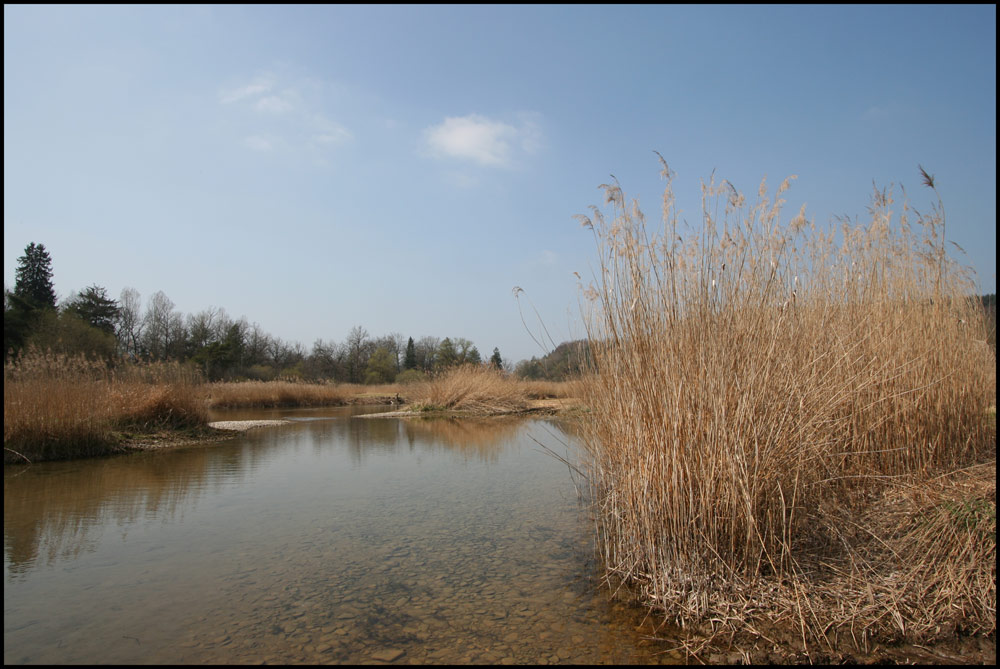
3,406,681,664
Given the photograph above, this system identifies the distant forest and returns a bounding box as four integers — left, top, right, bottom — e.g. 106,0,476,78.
4,242,510,383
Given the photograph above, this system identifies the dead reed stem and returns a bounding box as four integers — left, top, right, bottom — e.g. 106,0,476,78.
4,349,207,462
409,365,530,414
576,161,995,654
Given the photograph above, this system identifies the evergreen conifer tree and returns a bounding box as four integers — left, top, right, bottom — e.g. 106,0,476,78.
466,346,482,365
436,337,458,369
14,242,57,310
404,336,418,369
65,285,120,335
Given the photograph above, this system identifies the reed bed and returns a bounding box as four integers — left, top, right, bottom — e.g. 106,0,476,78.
576,160,996,654
409,365,530,414
520,379,581,400
205,380,351,408
4,350,207,463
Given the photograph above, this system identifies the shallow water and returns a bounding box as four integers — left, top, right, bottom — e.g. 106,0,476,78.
4,406,681,664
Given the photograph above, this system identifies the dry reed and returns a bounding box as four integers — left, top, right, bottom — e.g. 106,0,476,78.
409,365,530,414
521,379,580,400
576,158,996,654
4,350,207,463
205,380,350,408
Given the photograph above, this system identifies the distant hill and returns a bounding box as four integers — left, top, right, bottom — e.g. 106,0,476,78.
514,339,592,380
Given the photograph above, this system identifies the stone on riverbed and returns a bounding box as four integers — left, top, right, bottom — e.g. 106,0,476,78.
370,648,405,662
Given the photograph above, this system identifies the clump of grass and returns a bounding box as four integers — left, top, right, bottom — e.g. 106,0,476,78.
520,379,579,400
205,380,349,408
4,350,207,463
409,365,530,414
576,158,995,652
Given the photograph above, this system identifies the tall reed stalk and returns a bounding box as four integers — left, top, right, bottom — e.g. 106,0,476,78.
4,350,207,463
409,365,530,414
576,158,995,649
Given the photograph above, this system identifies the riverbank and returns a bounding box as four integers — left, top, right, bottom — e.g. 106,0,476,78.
358,397,587,419
4,360,581,464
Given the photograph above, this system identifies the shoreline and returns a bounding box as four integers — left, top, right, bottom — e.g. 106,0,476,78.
357,398,587,419
5,399,587,464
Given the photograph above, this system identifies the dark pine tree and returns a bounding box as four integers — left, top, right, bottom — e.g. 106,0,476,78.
65,285,120,335
14,242,57,310
436,337,458,370
404,336,418,370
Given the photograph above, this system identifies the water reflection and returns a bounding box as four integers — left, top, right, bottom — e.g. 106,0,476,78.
4,410,679,665
4,443,232,576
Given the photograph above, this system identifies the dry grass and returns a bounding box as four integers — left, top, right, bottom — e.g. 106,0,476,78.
204,380,414,409
408,365,530,414
520,378,581,400
205,380,350,408
576,160,996,654
4,350,207,463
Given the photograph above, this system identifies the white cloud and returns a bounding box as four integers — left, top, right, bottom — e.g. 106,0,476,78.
219,77,274,104
424,114,540,168
220,73,352,157
311,129,352,146
254,95,294,114
309,113,353,146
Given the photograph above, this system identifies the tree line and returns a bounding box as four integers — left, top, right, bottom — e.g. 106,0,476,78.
513,339,592,381
4,242,507,383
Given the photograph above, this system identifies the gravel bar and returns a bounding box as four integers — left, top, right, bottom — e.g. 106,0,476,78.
208,420,292,431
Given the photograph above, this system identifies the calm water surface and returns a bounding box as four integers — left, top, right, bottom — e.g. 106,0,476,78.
4,407,680,664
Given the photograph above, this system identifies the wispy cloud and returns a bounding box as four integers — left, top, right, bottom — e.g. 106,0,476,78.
219,73,352,156
423,113,542,168
309,114,352,148
219,76,274,104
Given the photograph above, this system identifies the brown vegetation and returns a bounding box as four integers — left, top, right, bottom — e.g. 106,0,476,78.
408,364,532,414
4,356,586,463
4,350,207,463
204,380,349,408
576,160,996,656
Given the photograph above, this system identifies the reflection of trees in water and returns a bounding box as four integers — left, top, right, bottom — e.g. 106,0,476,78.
2,440,282,576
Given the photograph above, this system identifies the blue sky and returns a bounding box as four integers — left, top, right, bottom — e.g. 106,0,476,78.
4,4,996,364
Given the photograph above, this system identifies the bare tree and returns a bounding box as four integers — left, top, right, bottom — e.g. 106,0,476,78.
414,336,440,372
117,287,144,359
187,306,224,352
344,326,372,383
142,290,177,360
453,337,476,364
244,321,270,367
307,338,344,380
374,332,405,374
